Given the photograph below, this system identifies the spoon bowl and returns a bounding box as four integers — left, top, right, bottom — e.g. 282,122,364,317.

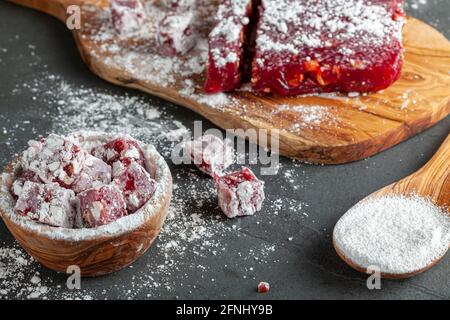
333,134,450,279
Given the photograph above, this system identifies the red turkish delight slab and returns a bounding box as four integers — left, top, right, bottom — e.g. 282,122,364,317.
22,134,86,188
184,135,234,177
92,137,145,166
110,0,147,36
252,0,405,95
71,154,112,194
14,181,76,228
204,0,256,93
157,11,197,56
112,161,157,213
77,185,128,228
215,167,265,218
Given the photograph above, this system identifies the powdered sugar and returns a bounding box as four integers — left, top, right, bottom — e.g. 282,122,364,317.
334,195,449,275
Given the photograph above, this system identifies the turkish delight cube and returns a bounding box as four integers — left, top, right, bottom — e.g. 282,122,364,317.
77,185,128,228
204,0,256,93
215,167,265,218
71,154,112,194
92,137,145,166
14,181,76,228
251,0,405,95
11,170,42,198
112,161,157,213
157,11,197,56
110,0,147,36
22,134,86,188
184,135,234,177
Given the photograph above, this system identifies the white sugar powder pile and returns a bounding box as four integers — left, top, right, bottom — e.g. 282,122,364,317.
334,195,450,275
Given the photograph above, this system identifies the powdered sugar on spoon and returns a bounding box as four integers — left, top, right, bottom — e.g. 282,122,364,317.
333,134,450,278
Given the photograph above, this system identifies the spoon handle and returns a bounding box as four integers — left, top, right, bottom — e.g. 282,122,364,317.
412,134,450,208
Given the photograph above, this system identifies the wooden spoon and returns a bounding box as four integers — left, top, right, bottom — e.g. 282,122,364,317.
333,133,450,279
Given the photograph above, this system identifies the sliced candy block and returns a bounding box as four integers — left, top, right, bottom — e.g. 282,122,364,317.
184,135,234,177
157,11,197,56
71,154,112,194
22,134,86,188
11,170,42,198
92,137,145,166
77,185,128,228
204,0,256,93
14,181,76,228
215,167,265,218
110,0,147,36
113,161,157,213
252,0,405,95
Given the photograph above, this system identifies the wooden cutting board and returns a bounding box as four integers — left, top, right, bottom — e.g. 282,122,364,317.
9,0,450,164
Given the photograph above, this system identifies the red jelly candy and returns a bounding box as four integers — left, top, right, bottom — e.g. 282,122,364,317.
110,0,147,36
215,167,265,218
14,181,76,228
257,282,270,293
252,0,405,95
204,0,255,93
113,161,157,213
92,137,145,166
184,135,234,177
77,185,128,228
157,11,197,56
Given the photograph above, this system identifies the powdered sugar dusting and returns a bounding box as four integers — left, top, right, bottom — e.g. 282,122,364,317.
334,195,449,275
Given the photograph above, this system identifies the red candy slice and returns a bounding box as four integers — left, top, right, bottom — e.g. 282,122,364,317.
251,0,405,95
184,135,234,177
215,167,265,218
14,181,76,228
77,185,128,228
204,0,256,93
113,161,157,213
92,137,145,166
110,0,147,36
157,11,197,56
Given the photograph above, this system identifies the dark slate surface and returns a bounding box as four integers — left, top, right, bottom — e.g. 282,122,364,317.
0,0,449,300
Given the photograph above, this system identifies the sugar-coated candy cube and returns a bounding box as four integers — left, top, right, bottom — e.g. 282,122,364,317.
77,185,128,228
215,167,265,218
14,181,76,228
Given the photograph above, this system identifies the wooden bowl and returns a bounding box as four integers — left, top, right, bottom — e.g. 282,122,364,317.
0,132,173,277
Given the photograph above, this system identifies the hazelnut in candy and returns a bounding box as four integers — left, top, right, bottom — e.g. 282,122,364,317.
113,160,157,213
184,135,234,177
157,11,197,56
110,0,147,36
77,185,128,228
215,167,265,219
14,181,76,228
92,137,145,166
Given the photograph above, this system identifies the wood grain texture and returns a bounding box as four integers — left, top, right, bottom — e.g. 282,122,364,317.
8,0,450,163
0,137,173,277
333,134,450,279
